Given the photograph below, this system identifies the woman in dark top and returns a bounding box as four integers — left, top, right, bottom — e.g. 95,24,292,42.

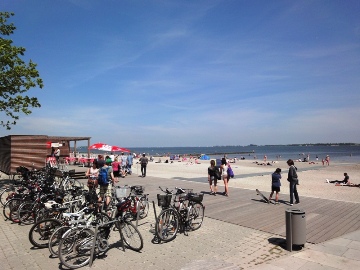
269,168,282,204
208,160,218,195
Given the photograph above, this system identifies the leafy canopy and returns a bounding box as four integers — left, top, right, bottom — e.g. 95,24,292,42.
0,12,44,130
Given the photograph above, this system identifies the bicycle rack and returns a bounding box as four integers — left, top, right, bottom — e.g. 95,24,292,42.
151,201,161,243
89,221,126,267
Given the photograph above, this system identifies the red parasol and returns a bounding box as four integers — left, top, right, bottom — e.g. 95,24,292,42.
89,143,130,152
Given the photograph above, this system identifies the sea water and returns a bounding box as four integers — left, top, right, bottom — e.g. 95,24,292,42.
80,145,360,164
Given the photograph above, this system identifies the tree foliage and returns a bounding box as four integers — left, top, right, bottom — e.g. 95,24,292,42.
0,12,43,130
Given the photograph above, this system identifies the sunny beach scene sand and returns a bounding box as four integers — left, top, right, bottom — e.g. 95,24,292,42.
133,157,360,203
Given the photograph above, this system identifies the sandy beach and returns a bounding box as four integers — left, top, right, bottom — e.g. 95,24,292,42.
132,158,360,203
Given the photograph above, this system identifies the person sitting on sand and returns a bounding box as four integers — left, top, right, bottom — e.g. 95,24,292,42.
326,173,350,185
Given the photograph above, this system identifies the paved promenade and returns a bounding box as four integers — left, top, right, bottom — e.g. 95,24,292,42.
0,169,359,269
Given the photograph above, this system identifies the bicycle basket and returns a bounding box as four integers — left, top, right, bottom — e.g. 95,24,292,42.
187,193,204,203
115,186,128,200
157,194,172,207
131,185,144,195
116,198,132,213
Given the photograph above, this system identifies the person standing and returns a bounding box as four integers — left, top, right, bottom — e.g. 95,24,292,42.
325,155,330,166
54,147,60,164
127,152,133,175
207,160,218,195
86,162,99,190
97,159,118,210
139,153,148,177
120,152,127,172
287,159,299,206
220,159,230,196
111,157,120,178
269,168,282,204
51,147,55,157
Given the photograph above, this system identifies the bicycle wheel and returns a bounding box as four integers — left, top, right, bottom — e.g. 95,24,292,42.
93,212,112,226
58,227,95,269
28,218,62,248
3,198,22,221
155,208,179,242
138,197,149,219
0,187,15,206
48,225,70,257
119,220,144,251
67,179,84,190
18,201,36,225
188,202,205,230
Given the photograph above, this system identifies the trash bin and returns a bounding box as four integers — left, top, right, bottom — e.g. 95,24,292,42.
285,209,306,251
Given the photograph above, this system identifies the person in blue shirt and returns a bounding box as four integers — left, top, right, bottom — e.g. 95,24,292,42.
127,152,134,175
269,168,282,204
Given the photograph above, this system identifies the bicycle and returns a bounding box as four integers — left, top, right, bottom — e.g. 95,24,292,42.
58,198,144,269
48,207,110,257
28,205,110,249
56,170,84,191
115,185,149,221
155,186,205,242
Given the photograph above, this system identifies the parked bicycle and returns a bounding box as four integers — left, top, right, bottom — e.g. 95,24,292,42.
57,195,144,269
114,185,149,221
155,186,205,242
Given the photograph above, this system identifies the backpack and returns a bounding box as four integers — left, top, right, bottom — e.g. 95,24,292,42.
98,167,109,185
227,167,234,178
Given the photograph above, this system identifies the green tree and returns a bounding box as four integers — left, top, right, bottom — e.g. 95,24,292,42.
0,12,43,130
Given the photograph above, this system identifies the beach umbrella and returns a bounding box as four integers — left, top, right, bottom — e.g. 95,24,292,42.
89,143,130,152
111,146,131,153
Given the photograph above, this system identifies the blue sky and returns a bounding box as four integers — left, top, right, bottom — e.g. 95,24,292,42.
2,0,360,147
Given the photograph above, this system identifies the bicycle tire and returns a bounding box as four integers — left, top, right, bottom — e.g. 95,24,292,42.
93,212,112,226
188,202,205,231
48,225,70,257
0,187,15,206
18,201,36,225
119,220,144,251
9,200,24,223
155,208,179,242
58,227,95,269
138,197,149,219
28,218,62,248
3,198,23,221
64,179,84,190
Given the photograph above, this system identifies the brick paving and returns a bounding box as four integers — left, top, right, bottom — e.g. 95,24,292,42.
0,169,359,269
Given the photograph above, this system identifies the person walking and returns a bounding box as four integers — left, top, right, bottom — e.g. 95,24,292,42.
127,152,133,175
269,168,282,204
287,159,299,206
220,159,230,196
207,160,218,195
139,153,148,177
